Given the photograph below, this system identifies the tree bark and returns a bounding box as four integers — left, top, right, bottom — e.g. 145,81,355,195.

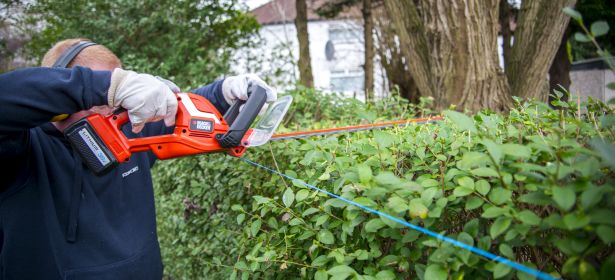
385,0,510,112
295,0,314,87
363,0,374,101
507,0,576,101
374,5,419,102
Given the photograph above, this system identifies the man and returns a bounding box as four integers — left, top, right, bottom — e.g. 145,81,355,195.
0,39,275,279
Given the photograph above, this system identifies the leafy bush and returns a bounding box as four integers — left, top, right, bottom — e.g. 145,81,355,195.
25,0,258,87
154,89,614,280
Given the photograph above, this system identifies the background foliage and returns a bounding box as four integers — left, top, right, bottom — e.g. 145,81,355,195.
154,88,615,279
24,0,258,87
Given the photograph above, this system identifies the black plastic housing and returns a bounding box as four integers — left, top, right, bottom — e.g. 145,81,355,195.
217,85,268,148
64,118,118,175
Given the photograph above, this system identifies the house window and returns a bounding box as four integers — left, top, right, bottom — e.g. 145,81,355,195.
330,69,364,92
328,28,360,44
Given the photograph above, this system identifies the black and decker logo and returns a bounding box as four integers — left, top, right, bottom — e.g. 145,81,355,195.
190,119,213,132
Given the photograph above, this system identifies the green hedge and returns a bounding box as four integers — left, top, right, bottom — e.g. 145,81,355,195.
154,90,614,280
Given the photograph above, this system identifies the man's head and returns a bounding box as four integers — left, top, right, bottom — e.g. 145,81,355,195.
42,38,122,70
43,38,122,131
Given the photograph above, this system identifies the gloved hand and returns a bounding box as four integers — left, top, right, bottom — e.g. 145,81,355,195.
107,68,178,133
222,74,277,106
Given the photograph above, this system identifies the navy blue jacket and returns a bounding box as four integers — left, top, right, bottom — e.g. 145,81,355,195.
0,67,228,279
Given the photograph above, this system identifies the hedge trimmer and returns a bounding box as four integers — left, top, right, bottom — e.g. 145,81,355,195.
65,85,440,175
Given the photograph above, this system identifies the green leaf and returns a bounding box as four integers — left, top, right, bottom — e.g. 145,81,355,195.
591,209,615,225
590,138,615,170
326,265,356,278
591,21,609,37
471,167,499,177
315,214,329,226
482,206,508,218
253,196,270,204
318,230,335,244
581,187,603,210
424,264,447,280
501,144,531,158
237,213,245,225
365,218,386,232
312,255,329,267
608,82,615,91
409,199,428,219
421,179,439,188
375,172,402,186
493,263,512,279
354,249,369,260
289,218,303,226
575,32,592,42
251,219,261,237
481,139,502,164
315,270,328,280
563,7,582,21
454,186,474,197
357,164,373,183
553,186,576,211
296,189,310,202
517,210,541,226
375,270,396,279
458,176,475,189
374,131,396,148
387,196,409,213
490,217,512,238
458,152,490,170
499,244,514,259
564,212,591,230
579,260,599,280
303,207,320,216
443,110,477,133
596,225,615,244
476,180,491,195
465,196,484,210
489,188,512,205
282,188,295,207
318,172,331,181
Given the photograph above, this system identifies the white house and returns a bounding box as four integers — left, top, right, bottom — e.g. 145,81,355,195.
232,0,387,100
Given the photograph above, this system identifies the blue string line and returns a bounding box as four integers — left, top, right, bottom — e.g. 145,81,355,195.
239,157,557,280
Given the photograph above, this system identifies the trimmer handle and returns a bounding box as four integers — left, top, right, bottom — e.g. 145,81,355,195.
216,85,268,148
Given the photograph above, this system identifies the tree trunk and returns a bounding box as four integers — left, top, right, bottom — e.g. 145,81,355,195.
295,0,314,87
363,0,374,101
384,0,510,112
374,5,419,103
549,29,571,106
507,0,576,101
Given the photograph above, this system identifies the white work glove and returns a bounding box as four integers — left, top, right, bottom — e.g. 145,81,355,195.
222,74,277,106
107,68,178,133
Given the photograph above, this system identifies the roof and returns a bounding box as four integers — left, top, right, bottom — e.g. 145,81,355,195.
251,0,361,26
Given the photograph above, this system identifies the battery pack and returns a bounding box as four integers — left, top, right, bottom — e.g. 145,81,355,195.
65,118,118,175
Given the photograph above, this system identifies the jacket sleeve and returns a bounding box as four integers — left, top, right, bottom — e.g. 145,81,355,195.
190,79,229,115
0,67,111,133
0,67,111,158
